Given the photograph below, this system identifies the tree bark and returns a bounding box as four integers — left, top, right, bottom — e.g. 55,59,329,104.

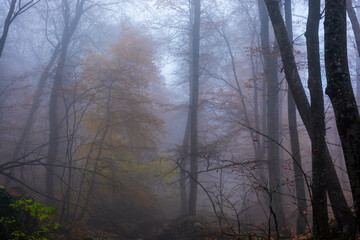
188,0,201,215
325,0,360,233
305,0,329,237
263,0,355,233
284,0,307,235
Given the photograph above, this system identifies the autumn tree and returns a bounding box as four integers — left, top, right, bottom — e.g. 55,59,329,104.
72,25,166,221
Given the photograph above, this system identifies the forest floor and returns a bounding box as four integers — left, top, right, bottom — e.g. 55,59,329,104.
2,186,358,240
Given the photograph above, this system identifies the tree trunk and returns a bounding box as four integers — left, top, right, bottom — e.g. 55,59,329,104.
188,0,201,216
250,32,268,202
257,0,287,232
46,0,85,201
46,38,69,201
264,0,355,233
179,113,190,215
5,43,61,187
305,0,329,237
284,0,307,235
325,0,360,233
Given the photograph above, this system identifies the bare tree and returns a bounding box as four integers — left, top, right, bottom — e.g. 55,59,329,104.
263,0,354,234
284,0,307,235
0,0,40,57
325,0,360,233
257,0,287,231
305,0,329,237
46,0,87,201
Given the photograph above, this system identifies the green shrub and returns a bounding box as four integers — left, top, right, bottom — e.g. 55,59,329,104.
0,197,61,240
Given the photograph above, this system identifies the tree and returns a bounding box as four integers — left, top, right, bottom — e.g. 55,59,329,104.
73,25,165,220
305,0,329,237
346,0,360,103
284,0,307,235
188,0,201,216
263,0,354,234
207,1,269,206
179,0,195,216
325,0,360,233
179,114,190,215
46,0,88,201
257,0,286,232
7,40,61,187
0,0,40,58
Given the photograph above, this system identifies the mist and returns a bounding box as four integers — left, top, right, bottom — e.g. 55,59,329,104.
1,0,360,239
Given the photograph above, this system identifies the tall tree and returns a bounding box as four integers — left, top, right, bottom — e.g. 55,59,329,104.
305,0,329,237
46,0,87,201
284,0,307,235
325,0,360,233
257,0,286,232
188,0,201,215
7,43,61,186
73,26,164,219
179,1,195,215
263,0,355,233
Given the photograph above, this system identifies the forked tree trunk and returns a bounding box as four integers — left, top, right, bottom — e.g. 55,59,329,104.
305,0,329,237
46,0,86,201
263,0,354,233
46,35,70,202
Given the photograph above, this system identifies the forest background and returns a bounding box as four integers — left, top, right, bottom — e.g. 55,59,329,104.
1,0,360,239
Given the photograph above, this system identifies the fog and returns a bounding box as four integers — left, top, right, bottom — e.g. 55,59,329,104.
0,0,359,239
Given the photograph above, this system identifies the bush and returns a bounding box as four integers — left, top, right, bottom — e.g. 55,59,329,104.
0,191,61,240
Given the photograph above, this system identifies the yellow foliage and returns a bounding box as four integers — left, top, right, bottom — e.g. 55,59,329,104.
74,24,175,216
